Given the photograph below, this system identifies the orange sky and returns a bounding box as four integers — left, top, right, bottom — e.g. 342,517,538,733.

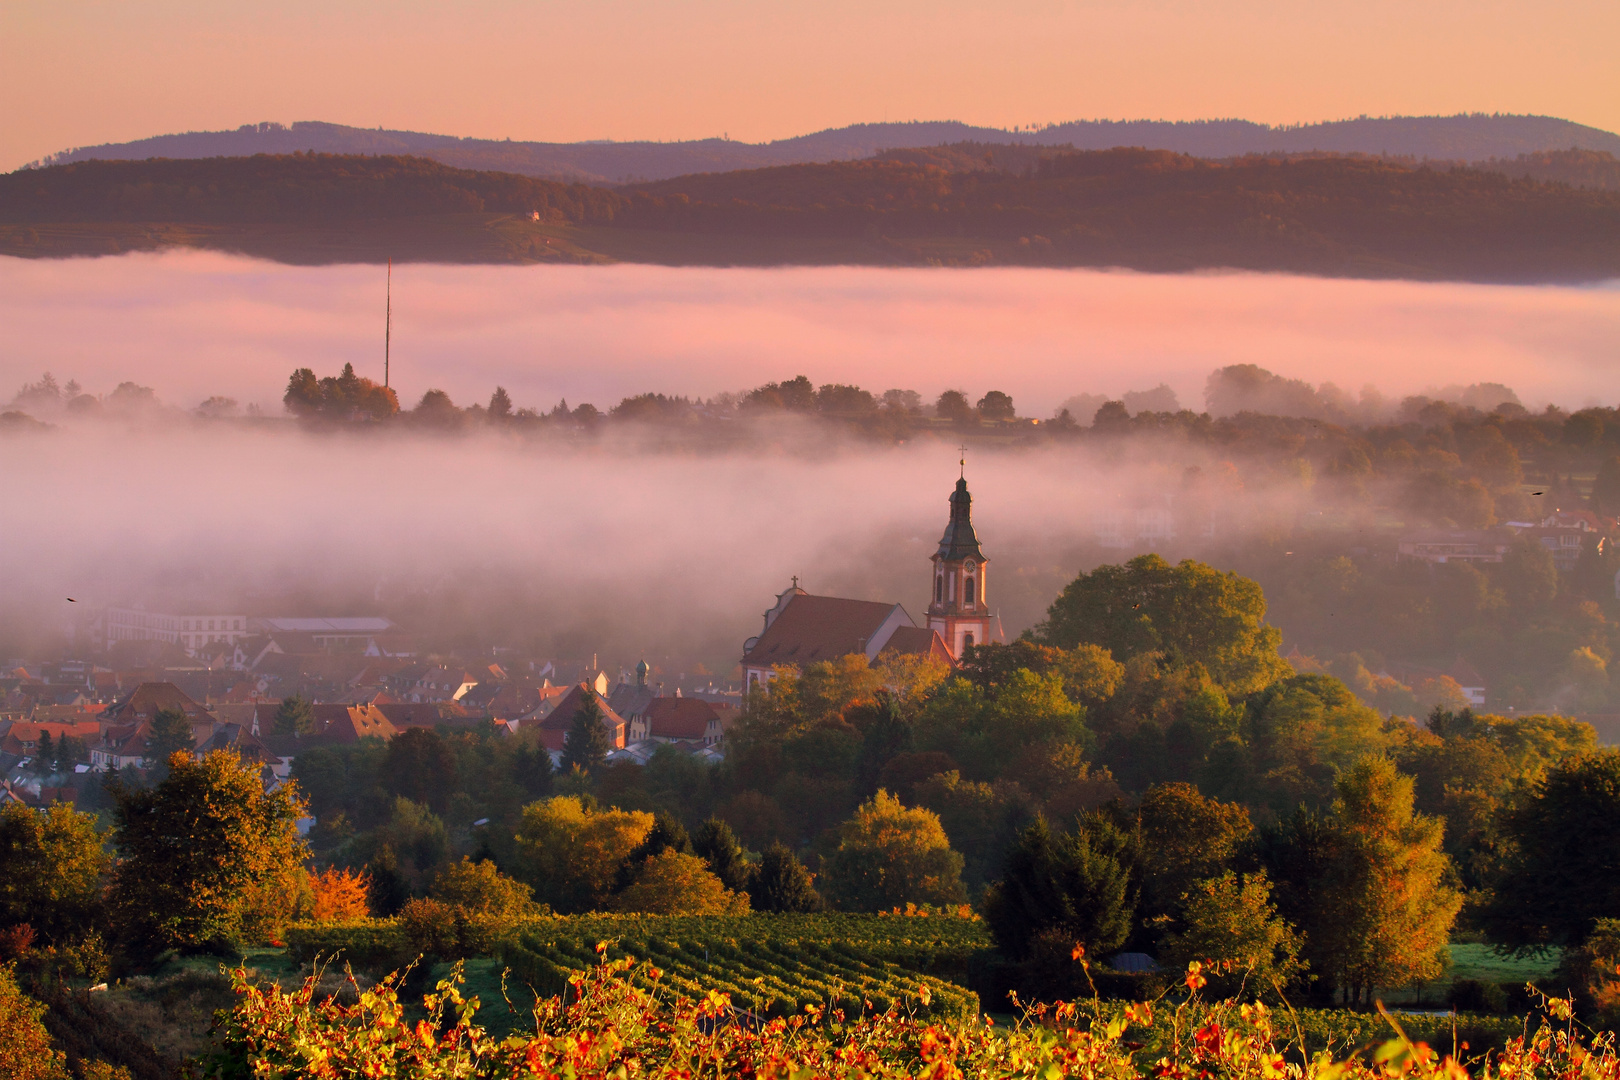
3,0,1617,171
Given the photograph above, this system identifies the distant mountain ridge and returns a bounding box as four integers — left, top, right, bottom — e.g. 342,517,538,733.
25,114,1620,185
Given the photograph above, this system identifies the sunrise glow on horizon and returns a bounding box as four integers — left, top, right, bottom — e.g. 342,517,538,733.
4,0,1617,171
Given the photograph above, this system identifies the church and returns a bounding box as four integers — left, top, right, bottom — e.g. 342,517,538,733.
740,471,1004,692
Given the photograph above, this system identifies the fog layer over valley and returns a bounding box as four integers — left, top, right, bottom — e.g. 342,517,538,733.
2,253,1618,418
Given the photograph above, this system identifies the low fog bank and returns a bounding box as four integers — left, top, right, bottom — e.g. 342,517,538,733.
0,419,1312,671
2,253,1617,421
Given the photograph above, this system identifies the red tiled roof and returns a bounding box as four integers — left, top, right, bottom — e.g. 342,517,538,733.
742,595,905,668
643,697,720,740
880,625,955,664
310,703,398,743
531,684,627,751
102,682,210,723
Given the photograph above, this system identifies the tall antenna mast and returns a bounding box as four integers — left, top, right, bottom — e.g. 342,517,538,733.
384,259,392,389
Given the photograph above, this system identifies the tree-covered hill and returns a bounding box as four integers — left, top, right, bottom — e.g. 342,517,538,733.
2,148,1618,280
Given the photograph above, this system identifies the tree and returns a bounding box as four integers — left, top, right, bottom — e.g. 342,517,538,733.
819,791,967,911
430,858,541,918
977,390,1015,421
383,727,457,812
272,694,313,738
1156,871,1303,996
691,817,754,894
111,750,307,960
749,842,822,912
512,796,652,913
1137,782,1252,927
0,801,108,944
616,812,692,889
612,850,750,914
413,389,464,429
935,389,974,424
33,731,54,775
309,867,371,922
1312,757,1460,1003
144,707,196,777
283,367,322,416
0,965,67,1080
1483,750,1620,951
561,693,613,776
1031,554,1289,696
982,814,1137,960
488,386,513,422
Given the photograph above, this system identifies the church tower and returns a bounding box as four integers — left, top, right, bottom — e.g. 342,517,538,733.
927,470,998,658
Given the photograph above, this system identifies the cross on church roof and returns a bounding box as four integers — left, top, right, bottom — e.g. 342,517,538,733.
957,445,968,478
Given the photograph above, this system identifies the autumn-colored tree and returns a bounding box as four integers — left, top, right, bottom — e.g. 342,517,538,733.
1314,757,1460,1003
819,791,966,911
0,965,66,1080
430,858,541,919
0,801,108,944
612,850,750,915
309,867,372,922
111,750,307,960
512,796,651,913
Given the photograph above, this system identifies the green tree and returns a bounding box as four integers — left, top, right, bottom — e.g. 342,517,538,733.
819,791,966,911
488,386,513,422
283,367,322,416
1314,757,1460,1003
977,390,1015,421
272,694,313,738
1157,871,1303,996
33,731,54,775
691,817,754,894
0,801,109,944
982,814,1137,960
1031,554,1289,696
935,389,973,424
749,842,822,912
383,727,457,812
1137,782,1253,928
1483,750,1620,951
611,849,749,915
561,694,613,776
615,812,692,890
111,750,307,960
144,707,195,776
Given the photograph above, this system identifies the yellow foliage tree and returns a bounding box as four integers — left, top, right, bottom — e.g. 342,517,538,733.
611,850,751,915
820,790,967,911
513,796,652,913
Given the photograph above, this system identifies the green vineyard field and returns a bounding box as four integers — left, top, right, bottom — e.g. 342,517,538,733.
496,913,988,1022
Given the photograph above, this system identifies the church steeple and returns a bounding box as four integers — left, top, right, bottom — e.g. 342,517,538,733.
926,470,998,659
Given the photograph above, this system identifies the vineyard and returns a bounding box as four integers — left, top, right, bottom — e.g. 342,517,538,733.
498,924,981,1022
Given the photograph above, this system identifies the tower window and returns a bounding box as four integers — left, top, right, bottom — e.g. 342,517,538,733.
964,577,975,607
935,574,943,603
962,631,975,649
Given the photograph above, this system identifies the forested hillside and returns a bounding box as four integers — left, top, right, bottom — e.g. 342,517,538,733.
2,148,1618,280
25,113,1620,182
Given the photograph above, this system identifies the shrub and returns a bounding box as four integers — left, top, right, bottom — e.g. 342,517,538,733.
0,963,67,1080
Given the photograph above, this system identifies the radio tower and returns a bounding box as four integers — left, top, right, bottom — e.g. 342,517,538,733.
384,258,392,389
